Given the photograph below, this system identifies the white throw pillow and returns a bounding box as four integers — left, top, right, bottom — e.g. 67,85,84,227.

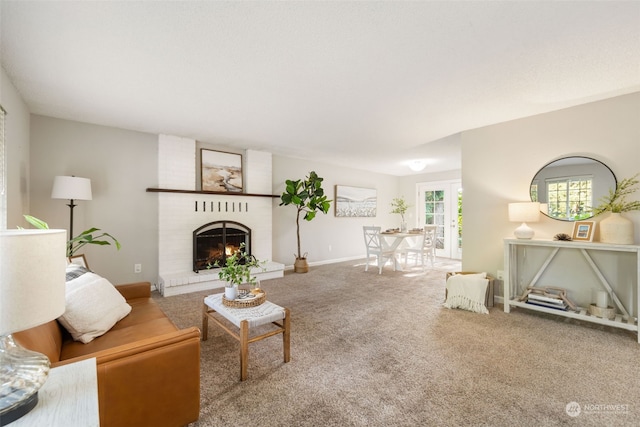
58,272,132,343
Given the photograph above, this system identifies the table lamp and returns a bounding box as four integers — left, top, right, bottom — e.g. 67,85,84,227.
51,175,92,240
0,229,67,425
508,202,540,239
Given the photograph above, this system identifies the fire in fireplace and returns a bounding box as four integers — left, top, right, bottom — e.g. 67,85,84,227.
193,221,251,272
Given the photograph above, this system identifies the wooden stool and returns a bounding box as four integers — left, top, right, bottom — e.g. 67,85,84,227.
202,294,290,381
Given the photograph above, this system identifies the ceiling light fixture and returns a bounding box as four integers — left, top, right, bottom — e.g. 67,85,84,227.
408,160,426,172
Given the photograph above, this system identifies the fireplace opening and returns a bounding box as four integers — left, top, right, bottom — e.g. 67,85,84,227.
193,221,251,273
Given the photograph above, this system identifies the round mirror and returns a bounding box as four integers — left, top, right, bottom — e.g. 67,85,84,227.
530,156,616,221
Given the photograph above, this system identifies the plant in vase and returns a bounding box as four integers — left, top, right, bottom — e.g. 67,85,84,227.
593,173,640,244
214,243,265,300
390,197,409,232
279,170,332,273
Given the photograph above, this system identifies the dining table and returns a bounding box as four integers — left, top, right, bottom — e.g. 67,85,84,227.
380,231,423,270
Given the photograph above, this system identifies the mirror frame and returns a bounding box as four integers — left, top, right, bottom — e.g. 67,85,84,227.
530,156,616,222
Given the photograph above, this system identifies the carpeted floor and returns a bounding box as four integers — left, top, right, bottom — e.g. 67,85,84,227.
153,258,640,427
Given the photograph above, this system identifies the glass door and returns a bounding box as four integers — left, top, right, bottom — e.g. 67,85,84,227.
416,180,462,260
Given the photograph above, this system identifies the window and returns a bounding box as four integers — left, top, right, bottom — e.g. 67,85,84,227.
546,176,593,220
423,190,445,249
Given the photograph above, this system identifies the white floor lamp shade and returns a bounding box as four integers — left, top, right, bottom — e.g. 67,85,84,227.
51,176,92,241
0,229,67,425
51,176,92,201
508,202,540,239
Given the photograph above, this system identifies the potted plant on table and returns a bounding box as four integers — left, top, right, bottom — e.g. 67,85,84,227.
593,173,640,244
214,243,265,300
279,171,332,273
390,197,409,232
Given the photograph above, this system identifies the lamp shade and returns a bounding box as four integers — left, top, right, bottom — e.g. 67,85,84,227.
51,176,92,201
0,229,67,335
508,202,540,223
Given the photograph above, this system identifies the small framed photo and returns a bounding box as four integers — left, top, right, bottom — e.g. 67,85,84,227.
68,254,89,270
572,221,595,242
200,149,243,193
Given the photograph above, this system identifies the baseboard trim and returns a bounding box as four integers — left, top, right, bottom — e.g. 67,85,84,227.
282,255,365,271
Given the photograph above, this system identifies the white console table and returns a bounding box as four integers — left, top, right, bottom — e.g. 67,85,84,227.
504,239,640,342
11,357,99,427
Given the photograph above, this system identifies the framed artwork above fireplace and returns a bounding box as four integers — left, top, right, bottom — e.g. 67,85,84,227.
200,149,243,193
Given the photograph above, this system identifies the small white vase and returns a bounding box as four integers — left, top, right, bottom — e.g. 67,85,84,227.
224,285,238,300
599,212,634,245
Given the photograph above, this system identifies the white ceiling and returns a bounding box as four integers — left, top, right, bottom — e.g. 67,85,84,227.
1,1,639,176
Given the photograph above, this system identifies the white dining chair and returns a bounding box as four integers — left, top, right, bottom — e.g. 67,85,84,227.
363,226,397,274
403,225,437,270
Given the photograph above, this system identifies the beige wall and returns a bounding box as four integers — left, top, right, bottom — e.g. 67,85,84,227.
272,155,401,267
461,92,640,292
29,115,159,285
1,66,31,229
6,63,638,287
26,115,404,283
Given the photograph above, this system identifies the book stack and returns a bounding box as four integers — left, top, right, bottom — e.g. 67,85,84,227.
525,293,569,311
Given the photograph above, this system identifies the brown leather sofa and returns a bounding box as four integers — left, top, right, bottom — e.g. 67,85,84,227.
14,282,200,427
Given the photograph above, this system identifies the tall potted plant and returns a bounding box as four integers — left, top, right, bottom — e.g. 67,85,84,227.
279,171,331,273
594,173,640,244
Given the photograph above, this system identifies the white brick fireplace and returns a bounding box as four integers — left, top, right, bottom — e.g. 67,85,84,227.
155,135,283,296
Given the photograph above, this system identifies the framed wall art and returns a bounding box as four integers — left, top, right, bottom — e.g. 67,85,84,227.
335,185,377,217
572,220,595,242
68,254,89,270
200,149,243,193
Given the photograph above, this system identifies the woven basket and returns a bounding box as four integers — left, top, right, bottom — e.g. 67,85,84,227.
588,304,616,320
222,291,266,308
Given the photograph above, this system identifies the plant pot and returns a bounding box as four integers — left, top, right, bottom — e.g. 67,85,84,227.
600,212,634,245
294,257,309,273
224,285,238,300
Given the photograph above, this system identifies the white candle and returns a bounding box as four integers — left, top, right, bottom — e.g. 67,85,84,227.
596,291,608,308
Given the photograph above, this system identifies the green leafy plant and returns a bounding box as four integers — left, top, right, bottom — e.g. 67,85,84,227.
23,214,121,257
390,197,409,222
212,243,264,287
594,173,640,215
279,171,331,260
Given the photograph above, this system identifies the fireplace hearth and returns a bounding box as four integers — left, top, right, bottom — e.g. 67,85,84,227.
193,221,251,273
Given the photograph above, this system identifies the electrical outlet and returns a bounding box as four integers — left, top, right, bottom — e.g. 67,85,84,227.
134,264,142,273
328,245,332,252
496,270,504,280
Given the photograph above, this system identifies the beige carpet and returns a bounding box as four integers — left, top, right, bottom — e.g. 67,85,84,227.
153,258,640,427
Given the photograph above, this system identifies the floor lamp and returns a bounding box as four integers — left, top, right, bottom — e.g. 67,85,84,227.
0,229,67,425
51,176,92,241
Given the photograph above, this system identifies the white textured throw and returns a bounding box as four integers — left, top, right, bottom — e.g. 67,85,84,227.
444,273,489,314
204,294,285,328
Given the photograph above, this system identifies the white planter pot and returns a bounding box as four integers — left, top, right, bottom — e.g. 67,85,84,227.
599,212,634,245
224,285,238,300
